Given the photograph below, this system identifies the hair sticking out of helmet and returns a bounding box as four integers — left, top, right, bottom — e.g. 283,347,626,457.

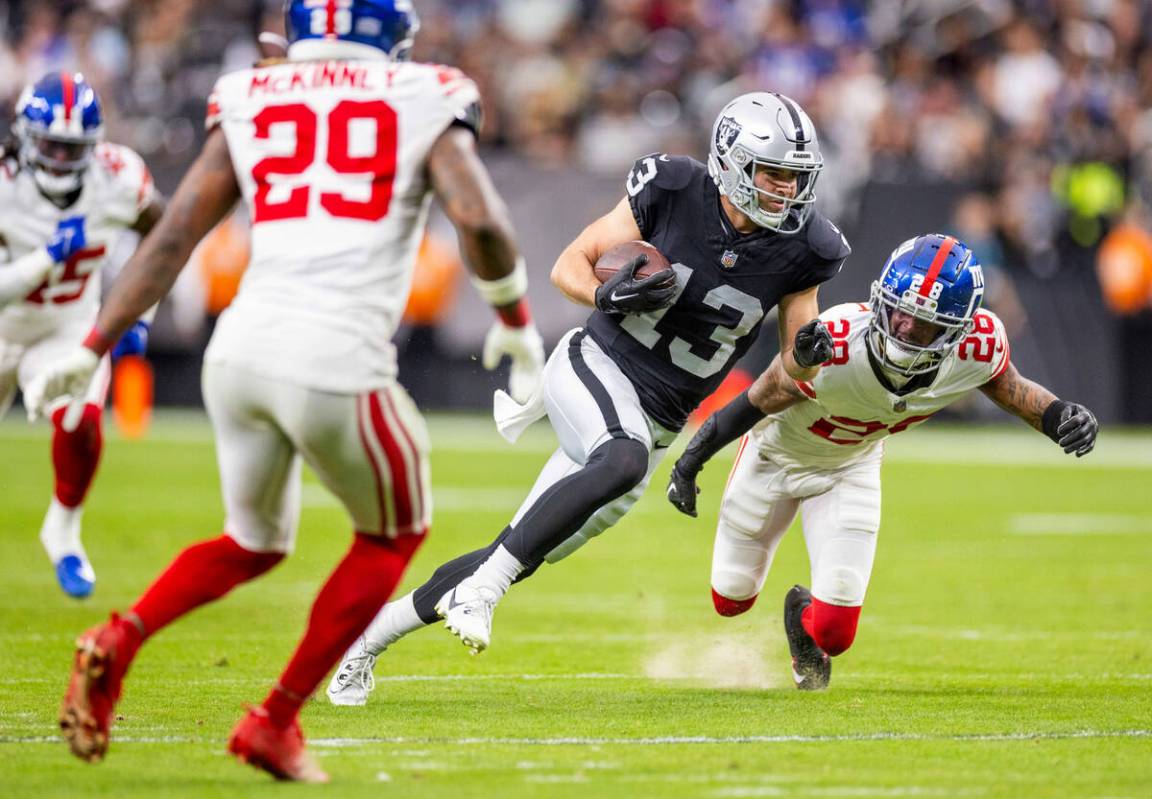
867,234,986,377
707,92,824,234
13,72,104,197
284,0,420,62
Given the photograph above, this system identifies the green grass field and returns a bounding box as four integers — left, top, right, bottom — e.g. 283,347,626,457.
1,412,1149,798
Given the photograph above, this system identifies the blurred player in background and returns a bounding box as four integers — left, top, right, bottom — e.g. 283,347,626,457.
0,71,163,599
665,233,1098,690
328,90,849,705
27,0,545,783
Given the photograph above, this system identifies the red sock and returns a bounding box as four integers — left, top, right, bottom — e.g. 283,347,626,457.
262,532,424,728
801,597,861,656
130,535,285,638
51,403,103,507
712,588,757,617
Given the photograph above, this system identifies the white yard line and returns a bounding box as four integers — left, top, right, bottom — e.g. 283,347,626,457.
3,729,1148,746
1008,513,1151,535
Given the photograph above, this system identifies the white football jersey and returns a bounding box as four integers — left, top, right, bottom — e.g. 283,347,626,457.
0,144,154,345
752,303,1011,469
202,56,481,392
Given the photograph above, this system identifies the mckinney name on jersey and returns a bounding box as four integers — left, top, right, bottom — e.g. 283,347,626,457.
586,154,850,432
203,58,480,393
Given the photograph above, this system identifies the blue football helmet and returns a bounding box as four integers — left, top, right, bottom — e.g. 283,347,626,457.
13,72,104,197
868,233,985,376
285,0,420,61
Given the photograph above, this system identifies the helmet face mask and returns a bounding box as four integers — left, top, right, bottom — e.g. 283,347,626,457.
867,234,985,377
14,72,103,197
285,0,420,61
708,92,823,234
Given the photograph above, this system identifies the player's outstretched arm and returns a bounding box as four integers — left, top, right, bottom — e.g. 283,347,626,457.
550,197,643,308
92,128,239,350
667,356,808,517
777,286,830,381
979,362,1098,457
429,126,544,403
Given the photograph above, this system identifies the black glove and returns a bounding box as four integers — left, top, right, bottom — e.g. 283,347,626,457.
666,462,701,517
793,319,834,369
666,392,766,518
1042,400,1098,457
594,254,678,315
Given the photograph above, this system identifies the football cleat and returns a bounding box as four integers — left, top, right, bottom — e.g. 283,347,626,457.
784,584,831,691
54,554,95,599
325,637,377,707
59,614,137,762
227,705,329,783
434,582,497,655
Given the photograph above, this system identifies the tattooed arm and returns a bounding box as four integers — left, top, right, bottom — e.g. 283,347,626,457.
978,362,1055,432
93,127,239,346
979,362,1098,456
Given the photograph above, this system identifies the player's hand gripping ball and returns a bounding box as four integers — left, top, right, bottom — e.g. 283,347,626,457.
593,241,677,315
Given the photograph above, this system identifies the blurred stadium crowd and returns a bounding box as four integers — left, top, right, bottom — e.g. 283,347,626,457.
2,0,1151,416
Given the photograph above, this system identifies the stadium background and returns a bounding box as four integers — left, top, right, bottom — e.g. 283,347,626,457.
3,0,1151,422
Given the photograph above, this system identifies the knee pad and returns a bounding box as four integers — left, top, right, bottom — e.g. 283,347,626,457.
813,564,867,608
587,438,649,495
806,597,861,656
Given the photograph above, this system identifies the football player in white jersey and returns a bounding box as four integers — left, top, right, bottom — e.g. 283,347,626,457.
0,72,164,599
666,233,1098,690
27,0,545,782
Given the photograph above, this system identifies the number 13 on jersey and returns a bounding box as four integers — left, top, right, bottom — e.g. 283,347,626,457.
251,99,397,223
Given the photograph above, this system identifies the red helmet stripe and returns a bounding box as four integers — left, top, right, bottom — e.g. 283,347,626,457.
918,235,956,298
326,0,337,36
61,72,75,123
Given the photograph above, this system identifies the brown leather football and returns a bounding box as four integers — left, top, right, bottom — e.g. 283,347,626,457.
593,241,672,283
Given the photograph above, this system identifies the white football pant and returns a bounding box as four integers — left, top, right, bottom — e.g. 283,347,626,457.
0,320,111,419
712,437,881,607
202,361,431,553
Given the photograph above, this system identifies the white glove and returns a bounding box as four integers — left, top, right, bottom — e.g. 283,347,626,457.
24,346,101,430
482,321,545,404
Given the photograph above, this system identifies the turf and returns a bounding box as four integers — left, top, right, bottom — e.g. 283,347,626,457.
1,413,1149,798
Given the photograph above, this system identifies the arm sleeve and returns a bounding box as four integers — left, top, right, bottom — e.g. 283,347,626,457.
674,392,766,478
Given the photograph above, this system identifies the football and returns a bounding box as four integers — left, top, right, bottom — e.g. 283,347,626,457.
593,240,672,283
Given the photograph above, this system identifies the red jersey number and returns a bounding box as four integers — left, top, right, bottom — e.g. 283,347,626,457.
25,246,107,305
823,319,851,365
958,312,997,363
808,413,934,445
251,100,398,224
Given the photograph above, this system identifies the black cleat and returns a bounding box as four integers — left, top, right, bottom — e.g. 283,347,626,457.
784,584,831,691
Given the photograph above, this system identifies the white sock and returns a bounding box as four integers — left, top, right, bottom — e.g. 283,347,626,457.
361,592,427,655
39,499,84,561
468,544,525,600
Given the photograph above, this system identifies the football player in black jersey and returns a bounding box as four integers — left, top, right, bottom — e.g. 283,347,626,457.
328,92,851,704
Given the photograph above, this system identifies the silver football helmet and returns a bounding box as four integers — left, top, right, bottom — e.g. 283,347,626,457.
707,92,823,234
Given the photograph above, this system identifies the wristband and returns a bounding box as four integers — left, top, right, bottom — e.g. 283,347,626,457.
82,326,114,356
470,258,528,306
496,298,532,328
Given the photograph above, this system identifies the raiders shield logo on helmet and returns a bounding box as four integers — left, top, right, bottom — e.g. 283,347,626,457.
714,116,742,154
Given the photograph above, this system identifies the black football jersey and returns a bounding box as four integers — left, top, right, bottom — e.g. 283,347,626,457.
585,153,850,431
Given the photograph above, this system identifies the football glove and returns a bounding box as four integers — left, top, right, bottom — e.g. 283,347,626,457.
793,319,834,369
666,463,701,518
24,346,100,431
1042,400,1098,457
112,320,151,360
45,217,88,264
483,320,546,404
594,254,678,315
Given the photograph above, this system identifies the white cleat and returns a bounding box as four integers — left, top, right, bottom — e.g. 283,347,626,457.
325,638,377,707
434,583,497,655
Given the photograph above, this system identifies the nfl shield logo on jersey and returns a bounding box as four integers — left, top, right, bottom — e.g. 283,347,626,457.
720,250,739,269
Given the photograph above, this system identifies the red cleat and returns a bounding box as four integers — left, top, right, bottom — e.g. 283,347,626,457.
712,587,758,617
59,613,139,762
227,706,329,783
